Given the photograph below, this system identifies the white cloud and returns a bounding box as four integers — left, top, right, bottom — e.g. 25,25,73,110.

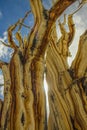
3,31,7,36
0,74,4,100
0,34,9,59
74,15,82,25
3,31,8,41
0,42,9,58
68,13,86,66
0,31,13,60
0,74,4,84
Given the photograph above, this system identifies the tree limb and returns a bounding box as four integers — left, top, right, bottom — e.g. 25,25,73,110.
7,20,21,50
25,0,47,56
65,76,87,91
0,60,8,68
0,40,11,48
18,10,31,31
78,0,87,7
0,65,11,129
51,13,75,57
15,32,23,47
58,15,66,36
30,0,44,23
71,30,87,78
19,23,30,29
66,13,75,46
35,0,76,56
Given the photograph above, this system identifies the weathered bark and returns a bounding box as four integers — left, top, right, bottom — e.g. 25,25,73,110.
0,0,87,130
46,11,87,130
0,100,3,127
46,40,87,130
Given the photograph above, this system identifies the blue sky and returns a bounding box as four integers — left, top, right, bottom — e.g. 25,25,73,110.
0,0,52,37
0,0,31,100
0,0,35,63
0,0,31,36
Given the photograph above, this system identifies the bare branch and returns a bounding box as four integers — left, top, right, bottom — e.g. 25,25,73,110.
62,14,67,25
49,0,76,20
57,4,83,48
57,13,75,57
15,32,23,47
7,20,21,50
26,0,46,53
58,17,66,36
7,11,31,49
68,13,75,46
18,10,31,31
72,4,83,14
36,0,76,56
65,76,87,91
78,0,87,7
19,23,30,29
0,40,11,48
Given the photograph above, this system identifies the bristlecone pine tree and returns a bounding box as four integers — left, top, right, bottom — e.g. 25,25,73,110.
0,0,87,130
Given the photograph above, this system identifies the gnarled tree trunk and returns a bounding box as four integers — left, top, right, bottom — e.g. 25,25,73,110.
0,0,87,130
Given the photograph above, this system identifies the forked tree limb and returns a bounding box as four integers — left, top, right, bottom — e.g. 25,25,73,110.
67,13,75,46
58,15,67,35
14,11,31,48
55,13,75,57
1,12,31,49
24,0,48,58
35,0,76,57
19,23,30,29
18,10,31,31
26,0,76,59
7,20,21,50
